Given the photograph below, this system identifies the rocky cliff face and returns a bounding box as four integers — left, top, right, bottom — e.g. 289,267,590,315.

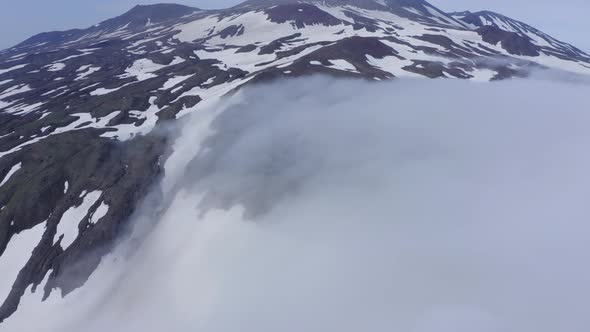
0,0,589,323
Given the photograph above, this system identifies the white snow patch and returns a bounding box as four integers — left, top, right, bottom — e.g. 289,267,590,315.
169,56,185,66
470,68,497,82
0,100,11,109
55,52,93,63
118,59,166,82
10,102,44,115
90,83,133,96
54,191,103,249
327,59,358,72
90,201,109,224
0,84,32,100
46,63,66,72
41,86,67,97
0,64,28,75
128,35,163,48
8,53,27,60
173,15,222,43
101,97,160,141
0,111,120,158
0,162,22,187
366,54,422,78
276,62,292,69
75,66,101,81
171,85,184,94
0,221,46,303
202,76,216,85
161,75,193,90
403,7,422,15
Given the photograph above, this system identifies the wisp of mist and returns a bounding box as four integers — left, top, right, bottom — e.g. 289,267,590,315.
4,76,590,332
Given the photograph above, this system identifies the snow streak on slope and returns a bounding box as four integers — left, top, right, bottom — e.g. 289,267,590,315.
0,222,46,304
3,77,590,332
0,162,21,188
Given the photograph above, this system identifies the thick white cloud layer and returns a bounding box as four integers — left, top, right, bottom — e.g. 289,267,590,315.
3,76,590,331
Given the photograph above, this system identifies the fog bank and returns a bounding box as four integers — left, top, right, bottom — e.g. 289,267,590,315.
4,76,590,331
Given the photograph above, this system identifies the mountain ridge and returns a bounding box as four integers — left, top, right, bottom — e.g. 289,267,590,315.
450,10,589,60
8,1,588,55
13,3,201,50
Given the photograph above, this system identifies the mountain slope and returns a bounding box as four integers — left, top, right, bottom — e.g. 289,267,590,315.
450,10,590,61
0,0,589,323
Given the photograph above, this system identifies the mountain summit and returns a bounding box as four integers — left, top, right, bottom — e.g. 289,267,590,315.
101,3,199,28
0,0,589,323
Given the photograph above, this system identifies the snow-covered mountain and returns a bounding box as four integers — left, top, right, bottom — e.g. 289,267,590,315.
0,0,589,323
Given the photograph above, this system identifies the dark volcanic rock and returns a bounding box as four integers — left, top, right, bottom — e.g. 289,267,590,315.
259,33,303,55
477,25,540,56
99,4,199,29
0,130,166,321
265,3,342,28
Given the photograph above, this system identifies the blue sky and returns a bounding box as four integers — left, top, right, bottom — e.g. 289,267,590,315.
1,0,588,52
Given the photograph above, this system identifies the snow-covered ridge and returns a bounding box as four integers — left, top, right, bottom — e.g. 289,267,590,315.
450,10,590,60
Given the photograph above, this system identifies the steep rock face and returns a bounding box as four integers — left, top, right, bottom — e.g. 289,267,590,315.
476,25,540,56
0,131,166,321
0,0,589,323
